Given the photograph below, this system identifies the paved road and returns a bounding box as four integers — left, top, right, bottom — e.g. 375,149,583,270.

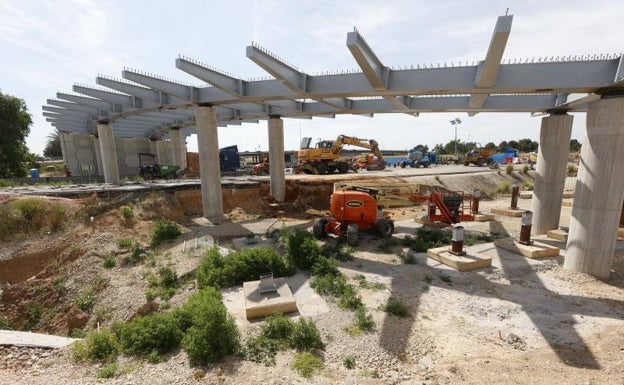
0,330,78,348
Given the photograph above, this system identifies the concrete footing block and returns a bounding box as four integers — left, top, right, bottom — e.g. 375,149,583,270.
426,246,492,271
561,199,573,207
493,237,560,259
473,214,495,222
243,278,298,320
414,215,448,228
232,235,272,251
562,192,575,199
519,191,533,199
618,227,624,240
491,208,524,217
547,229,568,242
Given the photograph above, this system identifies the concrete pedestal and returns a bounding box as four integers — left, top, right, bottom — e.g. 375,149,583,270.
494,237,560,259
491,208,524,217
547,229,568,242
531,114,573,235
427,246,492,271
170,128,187,170
565,97,624,279
195,106,224,222
243,278,297,320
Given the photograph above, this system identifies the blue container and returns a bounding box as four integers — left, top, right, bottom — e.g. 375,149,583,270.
30,168,40,178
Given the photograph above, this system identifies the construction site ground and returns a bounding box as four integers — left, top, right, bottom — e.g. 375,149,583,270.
1,165,623,385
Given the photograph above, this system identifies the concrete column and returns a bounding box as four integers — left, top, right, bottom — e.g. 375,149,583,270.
195,106,223,222
96,123,120,184
169,128,187,169
92,136,104,176
565,97,624,279
530,113,573,235
268,116,286,202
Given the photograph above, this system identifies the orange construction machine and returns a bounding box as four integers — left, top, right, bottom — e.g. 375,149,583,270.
296,135,385,174
313,184,475,246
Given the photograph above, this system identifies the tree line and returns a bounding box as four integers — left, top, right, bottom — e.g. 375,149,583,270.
410,138,581,156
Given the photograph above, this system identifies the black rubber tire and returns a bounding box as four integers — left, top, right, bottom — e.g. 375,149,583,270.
142,172,154,181
312,218,328,239
423,162,430,168
346,224,359,247
476,158,485,167
400,161,406,168
464,161,470,166
376,219,394,238
327,166,336,174
315,162,328,175
337,162,350,174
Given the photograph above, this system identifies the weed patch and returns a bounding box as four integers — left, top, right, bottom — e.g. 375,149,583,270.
150,219,181,247
382,297,409,318
291,351,323,378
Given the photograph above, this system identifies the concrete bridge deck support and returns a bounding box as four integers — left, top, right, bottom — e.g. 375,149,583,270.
565,97,624,279
195,106,224,222
92,136,103,176
97,123,120,184
170,128,186,170
531,113,573,235
268,116,286,202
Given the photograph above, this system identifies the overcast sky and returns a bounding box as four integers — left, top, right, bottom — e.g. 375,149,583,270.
1,0,622,155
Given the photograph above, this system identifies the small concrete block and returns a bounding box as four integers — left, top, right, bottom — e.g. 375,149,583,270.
426,246,492,271
493,238,560,259
547,229,568,242
618,227,624,240
519,191,533,199
561,199,573,207
491,208,524,217
243,278,298,320
562,192,575,199
473,213,495,222
232,236,271,251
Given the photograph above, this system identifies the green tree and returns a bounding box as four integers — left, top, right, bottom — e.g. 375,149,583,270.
569,139,582,152
484,142,497,150
517,138,538,152
497,141,508,151
0,91,33,177
43,131,62,158
410,144,429,153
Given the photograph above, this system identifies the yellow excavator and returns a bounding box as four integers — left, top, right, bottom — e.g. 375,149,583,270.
295,135,385,174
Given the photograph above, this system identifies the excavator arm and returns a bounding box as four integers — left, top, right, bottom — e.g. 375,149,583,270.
331,135,384,163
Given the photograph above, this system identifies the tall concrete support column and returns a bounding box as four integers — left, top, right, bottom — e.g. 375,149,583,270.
268,116,286,202
96,122,120,184
565,97,624,279
195,106,223,222
169,128,187,169
92,136,104,176
530,113,573,235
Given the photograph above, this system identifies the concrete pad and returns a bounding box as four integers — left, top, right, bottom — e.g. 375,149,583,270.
491,208,524,217
0,330,78,348
473,213,495,222
493,237,560,259
232,235,273,251
547,229,568,242
243,277,298,320
427,246,492,271
561,199,573,207
519,191,533,199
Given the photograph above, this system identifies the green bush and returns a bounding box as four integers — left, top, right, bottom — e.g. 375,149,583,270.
240,335,279,366
112,313,183,355
289,317,324,352
310,273,348,297
343,355,356,369
103,255,116,269
96,363,118,378
401,229,451,252
118,238,133,249
354,307,375,331
505,163,514,175
310,257,340,278
337,284,363,311
383,297,409,318
70,328,86,338
151,219,181,246
72,330,118,362
158,266,177,288
75,288,96,312
120,206,133,219
291,351,323,378
196,247,294,289
377,237,399,253
130,242,147,264
284,228,324,270
522,164,530,174
260,313,294,347
175,288,239,366
321,241,354,261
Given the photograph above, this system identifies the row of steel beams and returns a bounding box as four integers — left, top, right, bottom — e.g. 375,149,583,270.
44,14,624,138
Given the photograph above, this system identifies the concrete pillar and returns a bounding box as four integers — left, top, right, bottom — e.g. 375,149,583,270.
92,136,104,176
96,123,120,184
530,113,573,235
169,128,187,169
195,106,223,222
565,97,624,279
268,116,286,202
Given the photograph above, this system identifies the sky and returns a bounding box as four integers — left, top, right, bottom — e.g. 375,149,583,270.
1,0,623,155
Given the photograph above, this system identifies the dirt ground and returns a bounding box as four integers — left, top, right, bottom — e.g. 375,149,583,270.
1,169,623,385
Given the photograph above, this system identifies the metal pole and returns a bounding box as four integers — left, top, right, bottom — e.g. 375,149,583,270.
472,189,481,214
451,225,465,255
519,211,533,245
510,182,520,209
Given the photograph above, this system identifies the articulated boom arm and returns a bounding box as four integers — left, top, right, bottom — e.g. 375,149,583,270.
331,135,384,161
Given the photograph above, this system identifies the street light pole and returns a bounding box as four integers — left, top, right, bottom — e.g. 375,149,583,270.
449,118,461,159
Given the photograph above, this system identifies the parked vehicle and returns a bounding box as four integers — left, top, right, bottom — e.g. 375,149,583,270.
464,148,496,167
401,148,436,168
219,145,241,172
138,153,183,180
296,135,385,174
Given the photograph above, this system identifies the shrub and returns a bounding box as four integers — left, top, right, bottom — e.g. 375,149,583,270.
70,328,86,338
522,164,530,174
310,273,348,297
260,313,294,347
102,255,116,269
196,247,294,289
382,297,408,318
321,242,354,261
175,288,239,366
337,284,363,311
343,355,356,369
377,237,399,253
495,182,511,195
284,228,324,270
354,307,375,331
130,242,147,264
401,228,451,252
151,219,181,246
120,205,133,219
241,335,279,366
113,313,183,355
75,288,96,312
158,266,177,288
505,163,514,175
291,352,323,378
289,317,324,352
72,330,118,362
118,238,133,249
96,363,117,378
